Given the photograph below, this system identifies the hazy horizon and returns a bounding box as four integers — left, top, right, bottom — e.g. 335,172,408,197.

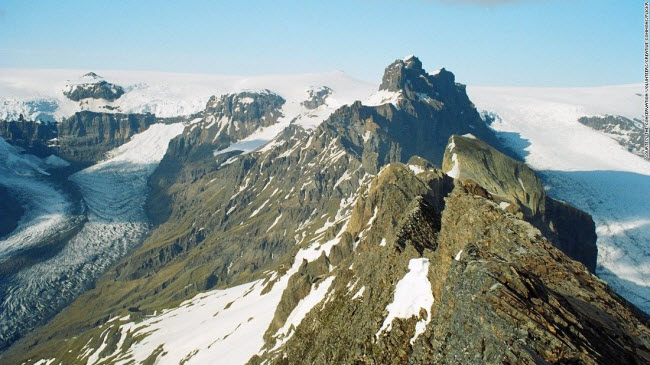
0,64,644,89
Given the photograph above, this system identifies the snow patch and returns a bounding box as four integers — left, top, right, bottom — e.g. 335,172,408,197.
408,164,425,175
267,213,283,232
377,258,434,343
446,153,460,179
250,199,270,217
351,286,365,300
447,137,456,152
273,276,335,345
363,90,402,108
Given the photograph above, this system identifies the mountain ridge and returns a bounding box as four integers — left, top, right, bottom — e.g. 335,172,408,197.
1,57,648,364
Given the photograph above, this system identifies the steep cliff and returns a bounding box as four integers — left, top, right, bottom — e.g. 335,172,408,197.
441,134,598,271
0,118,57,156
56,111,156,164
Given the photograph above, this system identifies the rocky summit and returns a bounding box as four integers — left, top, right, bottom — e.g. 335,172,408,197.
63,73,125,102
1,57,649,365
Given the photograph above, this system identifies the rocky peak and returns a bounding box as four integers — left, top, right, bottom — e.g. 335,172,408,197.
379,55,423,92
402,54,422,69
204,90,285,123
301,86,332,109
82,72,102,80
63,73,125,102
318,58,501,168
199,90,286,149
379,55,455,98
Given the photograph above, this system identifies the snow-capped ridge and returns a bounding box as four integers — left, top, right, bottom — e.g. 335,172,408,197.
0,68,375,122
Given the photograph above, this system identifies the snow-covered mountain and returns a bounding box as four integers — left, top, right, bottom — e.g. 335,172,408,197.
1,60,649,364
0,68,376,122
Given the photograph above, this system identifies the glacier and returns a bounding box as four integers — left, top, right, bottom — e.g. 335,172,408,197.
0,123,184,349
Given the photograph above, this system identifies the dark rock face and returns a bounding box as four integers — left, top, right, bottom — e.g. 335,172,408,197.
0,185,24,238
427,187,649,364
544,197,598,271
578,115,645,157
1,112,157,165
56,111,156,164
442,135,598,271
204,90,285,143
0,118,57,156
349,56,501,167
301,86,332,109
63,80,125,102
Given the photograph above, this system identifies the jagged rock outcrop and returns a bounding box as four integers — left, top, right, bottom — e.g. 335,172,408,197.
301,86,332,109
63,73,125,101
426,186,647,364
578,114,645,157
362,55,501,166
204,90,285,139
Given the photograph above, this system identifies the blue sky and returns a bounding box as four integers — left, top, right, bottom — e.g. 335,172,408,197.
0,0,641,86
